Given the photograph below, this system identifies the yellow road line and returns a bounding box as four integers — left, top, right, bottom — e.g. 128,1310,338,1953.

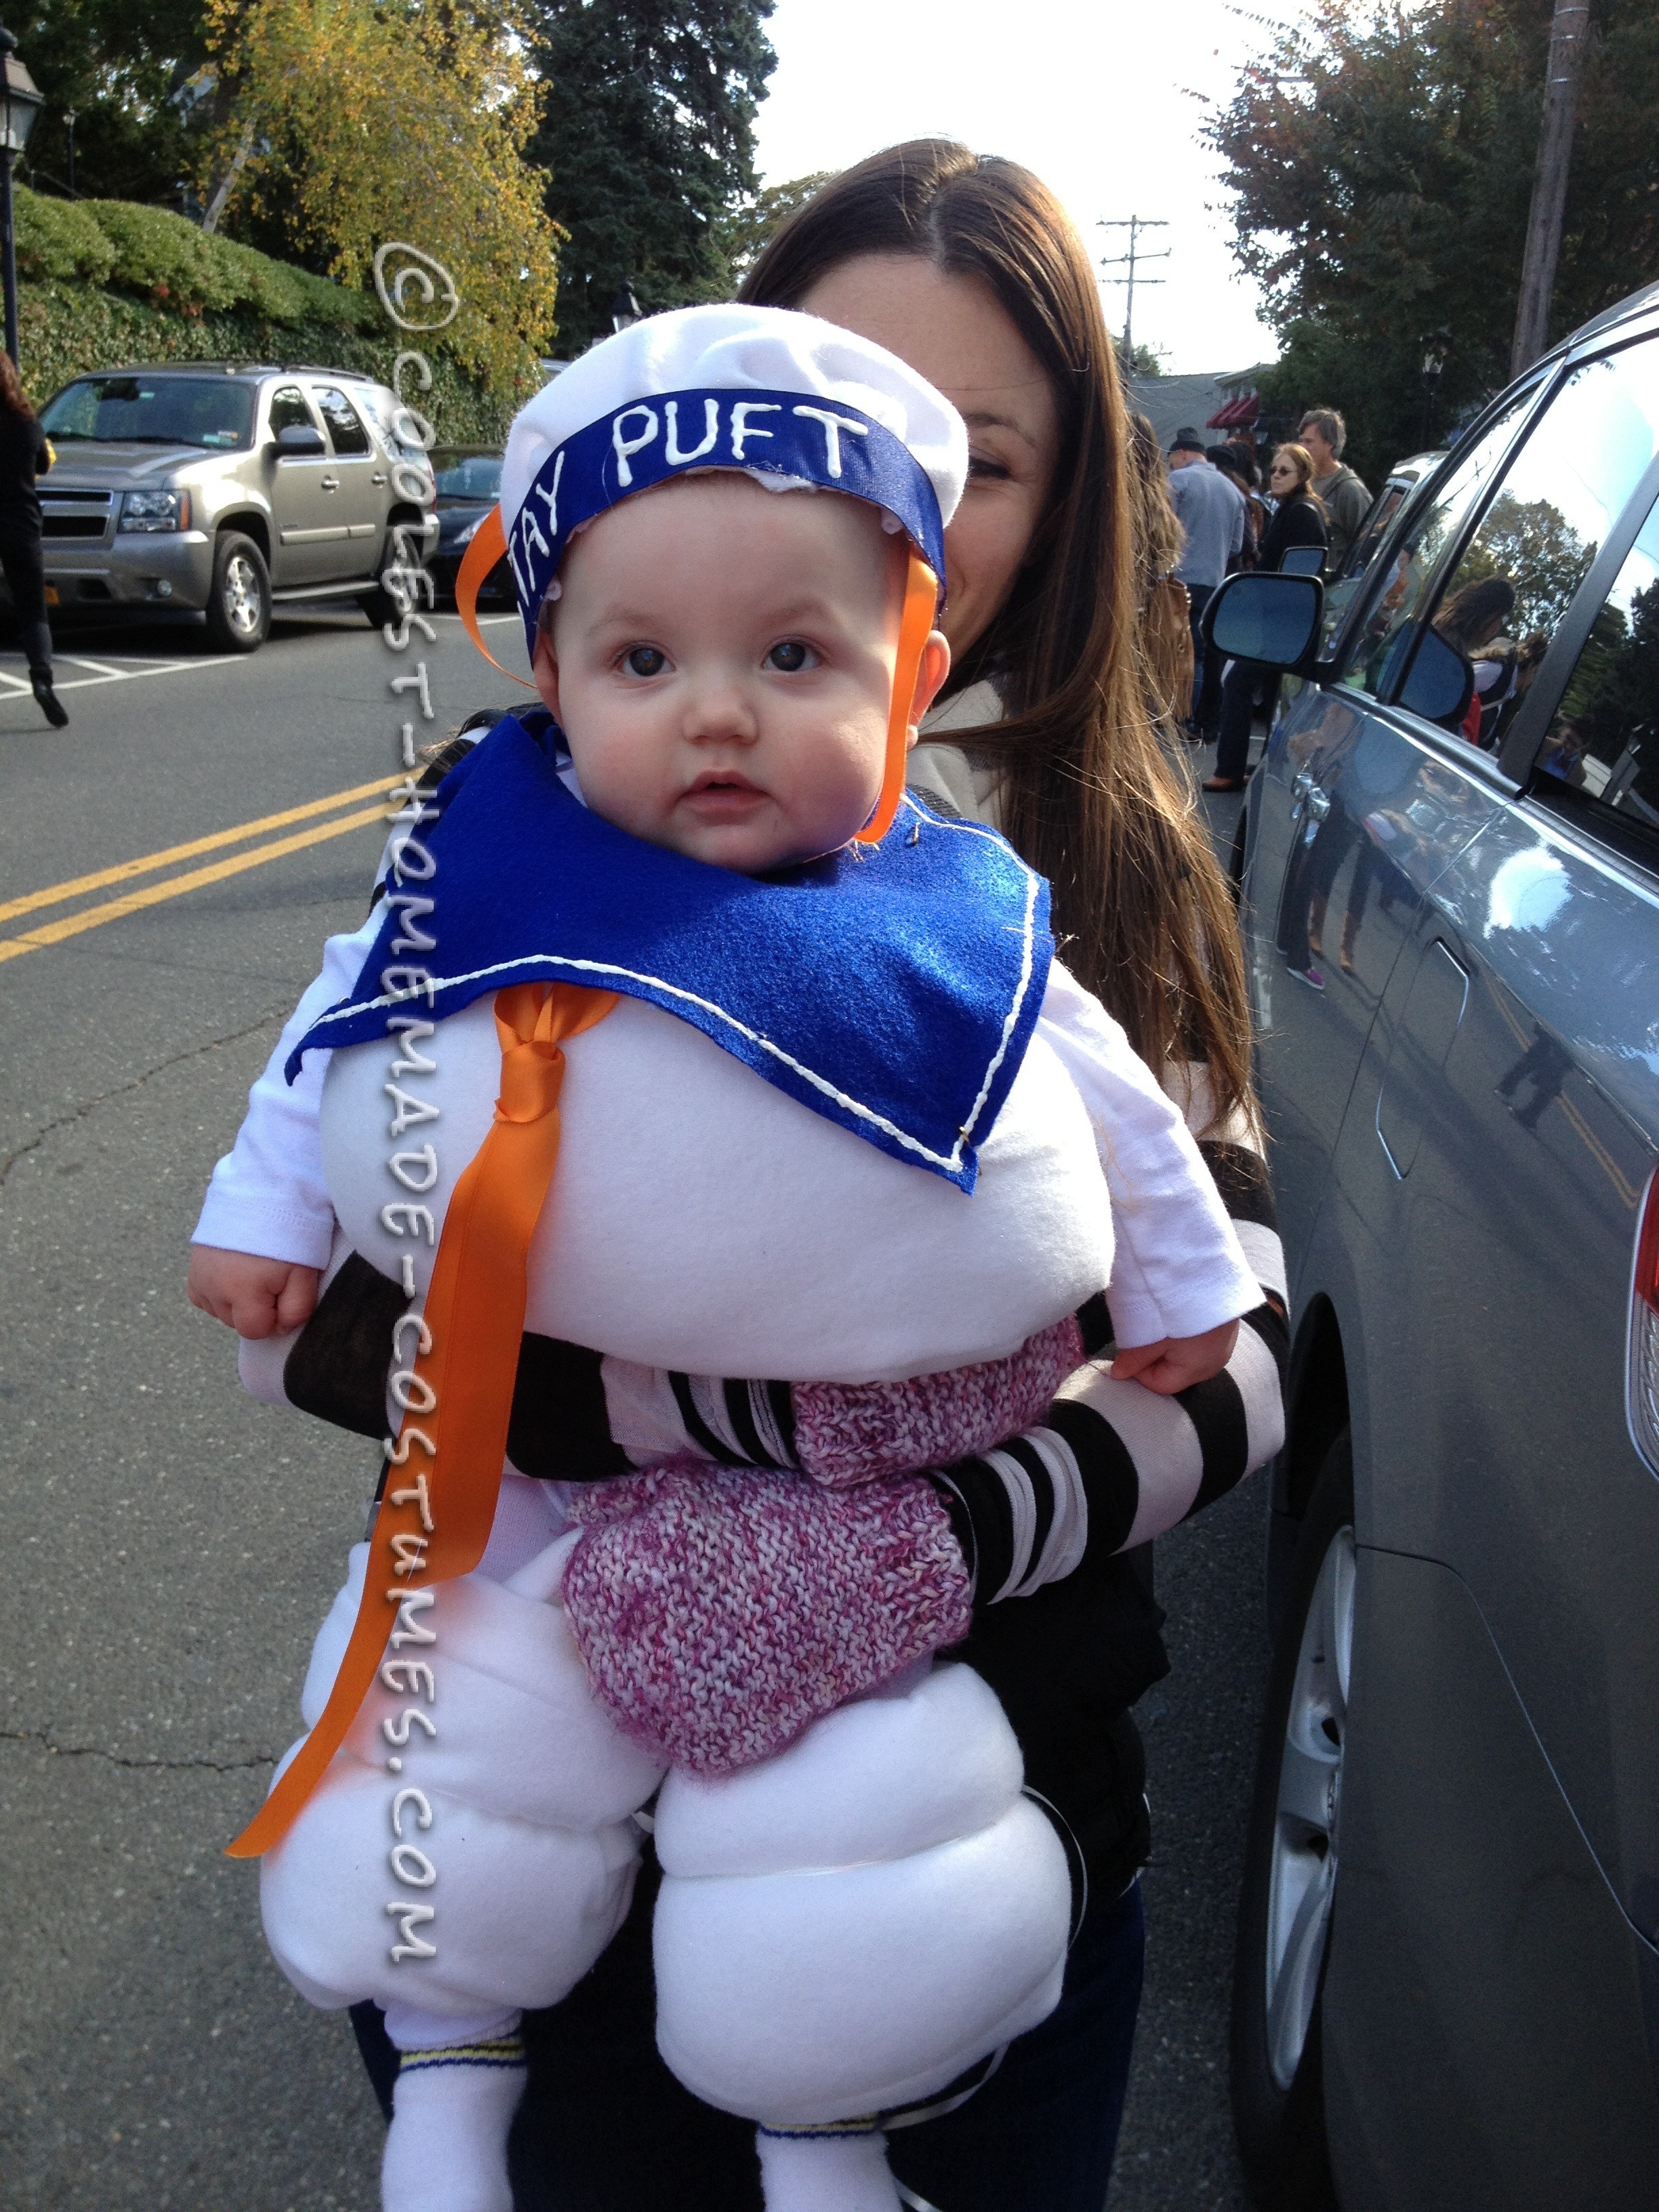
0,777,392,926
0,806,389,966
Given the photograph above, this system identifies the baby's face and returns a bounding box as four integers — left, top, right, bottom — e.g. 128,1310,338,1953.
535,474,944,872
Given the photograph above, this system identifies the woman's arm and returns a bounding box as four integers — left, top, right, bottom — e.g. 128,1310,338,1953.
930,1136,1286,1603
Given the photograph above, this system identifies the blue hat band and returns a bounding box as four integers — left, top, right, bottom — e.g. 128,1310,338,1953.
507,386,946,655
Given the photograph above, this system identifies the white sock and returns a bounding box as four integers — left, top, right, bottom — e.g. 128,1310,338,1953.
382,2009,527,2212
756,2126,903,2212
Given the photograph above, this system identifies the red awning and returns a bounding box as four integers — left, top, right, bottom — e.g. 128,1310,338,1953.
1206,394,1261,430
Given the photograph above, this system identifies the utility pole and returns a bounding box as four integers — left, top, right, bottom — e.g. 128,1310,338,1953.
1511,0,1591,377
1099,217,1169,368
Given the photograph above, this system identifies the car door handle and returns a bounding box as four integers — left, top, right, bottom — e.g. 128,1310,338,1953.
371,472,387,485
1290,768,1331,826
321,475,340,491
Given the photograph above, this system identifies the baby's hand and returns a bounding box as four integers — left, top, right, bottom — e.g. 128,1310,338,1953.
187,1246,321,1339
1111,1319,1240,1396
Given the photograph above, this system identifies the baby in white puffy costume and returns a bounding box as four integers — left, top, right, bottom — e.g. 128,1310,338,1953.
190,308,1258,2212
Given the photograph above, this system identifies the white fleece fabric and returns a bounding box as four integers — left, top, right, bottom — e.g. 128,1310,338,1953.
653,1664,1071,2125
261,1522,665,2023
196,944,1253,1367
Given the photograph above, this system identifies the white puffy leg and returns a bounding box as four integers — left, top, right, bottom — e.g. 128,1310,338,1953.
755,2127,903,2212
382,2006,525,2212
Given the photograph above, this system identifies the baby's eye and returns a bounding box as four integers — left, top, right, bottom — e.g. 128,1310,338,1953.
622,645,668,677
765,640,817,673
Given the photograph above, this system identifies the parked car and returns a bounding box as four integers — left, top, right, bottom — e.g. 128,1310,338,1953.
427,449,512,607
36,364,438,651
1206,283,1659,2210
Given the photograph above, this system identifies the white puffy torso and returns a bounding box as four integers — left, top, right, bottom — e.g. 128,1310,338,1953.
320,992,1112,1382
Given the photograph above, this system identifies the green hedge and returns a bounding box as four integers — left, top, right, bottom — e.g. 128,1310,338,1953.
22,279,510,446
17,187,378,330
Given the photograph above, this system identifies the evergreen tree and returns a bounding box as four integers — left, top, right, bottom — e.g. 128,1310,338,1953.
14,0,210,209
525,0,776,354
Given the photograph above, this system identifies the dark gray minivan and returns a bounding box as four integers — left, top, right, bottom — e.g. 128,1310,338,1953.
1208,285,1659,2210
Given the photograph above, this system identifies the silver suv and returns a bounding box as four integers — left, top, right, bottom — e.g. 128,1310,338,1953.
37,364,438,651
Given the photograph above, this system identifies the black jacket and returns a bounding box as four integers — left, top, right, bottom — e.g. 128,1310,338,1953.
0,409,49,534
1261,489,1328,572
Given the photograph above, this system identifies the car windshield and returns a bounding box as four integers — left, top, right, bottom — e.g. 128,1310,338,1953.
40,375,255,450
434,454,504,500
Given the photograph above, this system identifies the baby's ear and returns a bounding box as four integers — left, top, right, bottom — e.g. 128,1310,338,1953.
531,629,562,720
906,630,951,747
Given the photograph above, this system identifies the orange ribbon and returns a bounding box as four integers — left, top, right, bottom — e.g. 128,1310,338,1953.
855,552,938,846
455,504,534,688
228,981,618,1859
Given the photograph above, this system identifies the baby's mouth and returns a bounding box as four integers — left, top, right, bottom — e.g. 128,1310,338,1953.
681,771,767,818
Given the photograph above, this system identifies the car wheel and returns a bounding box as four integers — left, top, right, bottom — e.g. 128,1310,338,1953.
205,533,272,653
359,532,431,630
1230,1428,1351,2209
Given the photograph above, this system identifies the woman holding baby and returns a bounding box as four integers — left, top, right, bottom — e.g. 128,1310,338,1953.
493,140,1286,2212
195,138,1284,2212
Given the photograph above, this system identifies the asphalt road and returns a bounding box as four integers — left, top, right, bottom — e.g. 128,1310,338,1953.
0,604,1262,2212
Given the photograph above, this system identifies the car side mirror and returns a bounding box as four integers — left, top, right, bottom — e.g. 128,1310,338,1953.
1397,625,1475,729
1277,545,1325,577
273,423,326,457
1203,571,1324,670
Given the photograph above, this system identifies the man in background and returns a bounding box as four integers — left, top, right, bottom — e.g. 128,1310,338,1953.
1168,428,1244,740
1297,407,1370,573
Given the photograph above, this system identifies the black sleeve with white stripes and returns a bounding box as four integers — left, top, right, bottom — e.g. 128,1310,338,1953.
930,1140,1288,1608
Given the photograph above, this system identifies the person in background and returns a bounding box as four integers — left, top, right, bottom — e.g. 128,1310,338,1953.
1296,406,1370,573
1167,427,1244,740
1435,574,1518,746
1203,443,1328,793
0,354,66,729
1208,444,1263,569
1128,411,1195,740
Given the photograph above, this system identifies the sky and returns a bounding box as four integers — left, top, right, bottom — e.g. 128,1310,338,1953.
750,0,1319,377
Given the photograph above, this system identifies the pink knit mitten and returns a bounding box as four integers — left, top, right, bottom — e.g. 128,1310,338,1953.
792,1314,1084,1488
560,1462,972,1774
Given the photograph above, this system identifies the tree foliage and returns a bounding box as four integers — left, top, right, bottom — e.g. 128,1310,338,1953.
12,0,210,207
716,173,833,286
525,0,775,354
199,0,560,397
1207,0,1659,483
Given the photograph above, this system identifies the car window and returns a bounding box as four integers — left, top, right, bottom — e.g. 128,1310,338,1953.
268,385,317,436
1414,340,1659,751
1343,482,1410,580
1533,489,1659,830
312,386,373,456
434,455,504,499
1334,388,1538,693
39,375,253,449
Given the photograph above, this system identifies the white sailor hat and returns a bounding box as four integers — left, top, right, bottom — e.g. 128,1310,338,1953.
494,302,968,660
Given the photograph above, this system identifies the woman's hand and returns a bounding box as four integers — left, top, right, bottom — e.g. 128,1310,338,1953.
187,1246,321,1338
1110,1319,1240,1396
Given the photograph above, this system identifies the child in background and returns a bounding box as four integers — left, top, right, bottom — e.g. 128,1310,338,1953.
190,307,1258,2212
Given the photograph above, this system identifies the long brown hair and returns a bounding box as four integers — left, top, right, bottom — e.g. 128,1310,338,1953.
741,140,1254,1134
0,354,35,418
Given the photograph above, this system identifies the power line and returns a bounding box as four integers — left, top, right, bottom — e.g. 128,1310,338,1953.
1099,216,1170,365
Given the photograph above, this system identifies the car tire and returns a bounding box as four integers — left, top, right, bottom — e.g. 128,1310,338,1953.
1230,1428,1351,2209
204,533,272,653
359,531,431,630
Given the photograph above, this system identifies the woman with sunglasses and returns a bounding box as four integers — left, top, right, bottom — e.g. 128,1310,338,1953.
1203,443,1328,792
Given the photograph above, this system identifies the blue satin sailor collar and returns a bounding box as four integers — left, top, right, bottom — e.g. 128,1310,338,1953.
289,712,1052,1192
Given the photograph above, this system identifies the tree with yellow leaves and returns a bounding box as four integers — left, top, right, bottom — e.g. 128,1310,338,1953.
199,0,560,398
